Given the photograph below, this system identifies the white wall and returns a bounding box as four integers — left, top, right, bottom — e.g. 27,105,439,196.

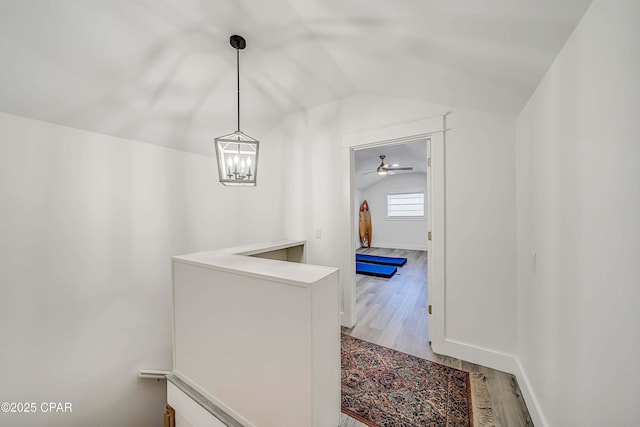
278,93,518,362
515,1,640,425
360,173,428,250
0,112,284,427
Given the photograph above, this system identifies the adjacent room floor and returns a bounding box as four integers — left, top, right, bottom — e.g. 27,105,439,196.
340,247,533,427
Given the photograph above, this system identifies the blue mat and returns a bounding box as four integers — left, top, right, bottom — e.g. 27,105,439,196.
356,254,407,267
356,262,397,278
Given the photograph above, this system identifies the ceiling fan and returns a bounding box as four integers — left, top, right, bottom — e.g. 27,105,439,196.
360,155,414,176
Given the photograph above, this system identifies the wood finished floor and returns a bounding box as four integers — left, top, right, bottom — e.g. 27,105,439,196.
340,247,533,427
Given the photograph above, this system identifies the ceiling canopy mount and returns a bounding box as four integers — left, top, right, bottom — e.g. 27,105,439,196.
229,35,246,50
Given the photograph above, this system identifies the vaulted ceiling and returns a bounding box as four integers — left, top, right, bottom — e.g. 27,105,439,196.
0,0,592,155
354,140,427,191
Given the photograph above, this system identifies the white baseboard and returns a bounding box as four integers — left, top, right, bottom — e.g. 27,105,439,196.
370,243,428,251
432,338,546,426
343,318,550,424
513,358,548,427
433,338,518,374
340,311,352,328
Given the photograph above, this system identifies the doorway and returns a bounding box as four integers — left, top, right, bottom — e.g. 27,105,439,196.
345,138,433,358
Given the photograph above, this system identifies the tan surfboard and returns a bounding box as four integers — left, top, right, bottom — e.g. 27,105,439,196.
359,200,372,248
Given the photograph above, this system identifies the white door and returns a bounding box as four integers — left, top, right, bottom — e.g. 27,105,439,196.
426,138,433,342
426,132,445,349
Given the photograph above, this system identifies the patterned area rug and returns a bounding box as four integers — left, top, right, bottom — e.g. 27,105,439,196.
341,334,493,427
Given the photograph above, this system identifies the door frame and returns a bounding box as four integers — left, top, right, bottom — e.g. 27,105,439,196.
343,113,449,350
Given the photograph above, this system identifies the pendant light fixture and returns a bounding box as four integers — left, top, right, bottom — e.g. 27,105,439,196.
214,35,259,186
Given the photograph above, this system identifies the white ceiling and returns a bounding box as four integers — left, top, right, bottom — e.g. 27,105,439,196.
0,0,593,155
354,140,427,191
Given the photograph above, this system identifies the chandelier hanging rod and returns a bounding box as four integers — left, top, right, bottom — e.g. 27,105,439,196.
230,35,246,133
236,45,240,132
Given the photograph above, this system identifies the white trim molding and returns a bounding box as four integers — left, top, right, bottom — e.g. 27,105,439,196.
368,243,428,251
343,113,449,332
513,358,549,427
432,339,546,426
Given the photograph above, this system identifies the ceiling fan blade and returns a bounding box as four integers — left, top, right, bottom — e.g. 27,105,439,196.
387,167,413,171
357,170,377,175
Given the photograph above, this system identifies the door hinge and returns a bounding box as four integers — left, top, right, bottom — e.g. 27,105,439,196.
428,231,432,241
428,305,432,315
427,157,431,167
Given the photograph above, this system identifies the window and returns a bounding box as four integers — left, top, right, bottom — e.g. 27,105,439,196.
387,192,425,218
